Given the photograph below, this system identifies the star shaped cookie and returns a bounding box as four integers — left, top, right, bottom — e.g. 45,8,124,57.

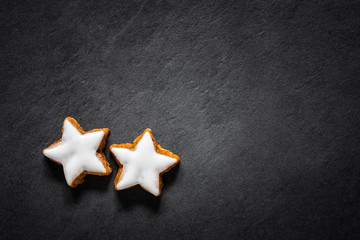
43,117,112,187
110,129,180,196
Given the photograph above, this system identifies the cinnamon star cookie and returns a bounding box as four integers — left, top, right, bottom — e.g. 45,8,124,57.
43,117,112,187
110,129,180,196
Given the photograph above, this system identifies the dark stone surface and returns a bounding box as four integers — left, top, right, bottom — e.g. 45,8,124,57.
1,1,360,239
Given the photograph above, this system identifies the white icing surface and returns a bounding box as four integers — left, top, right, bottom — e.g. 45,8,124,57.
111,131,178,196
43,119,106,186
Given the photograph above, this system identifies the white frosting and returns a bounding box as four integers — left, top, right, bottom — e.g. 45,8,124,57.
111,131,178,196
43,119,106,186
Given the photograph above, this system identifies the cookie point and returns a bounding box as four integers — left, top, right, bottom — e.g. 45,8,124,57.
64,116,75,122
43,148,48,156
153,190,161,197
115,182,124,191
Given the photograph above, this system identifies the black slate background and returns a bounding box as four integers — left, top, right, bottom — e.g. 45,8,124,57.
1,1,360,239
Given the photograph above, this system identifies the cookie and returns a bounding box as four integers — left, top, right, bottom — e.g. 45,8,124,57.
43,117,112,187
110,129,180,196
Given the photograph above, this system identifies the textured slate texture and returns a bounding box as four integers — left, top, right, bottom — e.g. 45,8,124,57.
1,1,360,239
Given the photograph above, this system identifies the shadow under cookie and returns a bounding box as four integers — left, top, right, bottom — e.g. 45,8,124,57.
115,186,162,213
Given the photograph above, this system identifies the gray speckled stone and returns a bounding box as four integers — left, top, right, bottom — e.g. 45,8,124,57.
1,1,360,239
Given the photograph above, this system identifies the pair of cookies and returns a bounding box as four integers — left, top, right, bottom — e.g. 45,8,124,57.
43,117,180,196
